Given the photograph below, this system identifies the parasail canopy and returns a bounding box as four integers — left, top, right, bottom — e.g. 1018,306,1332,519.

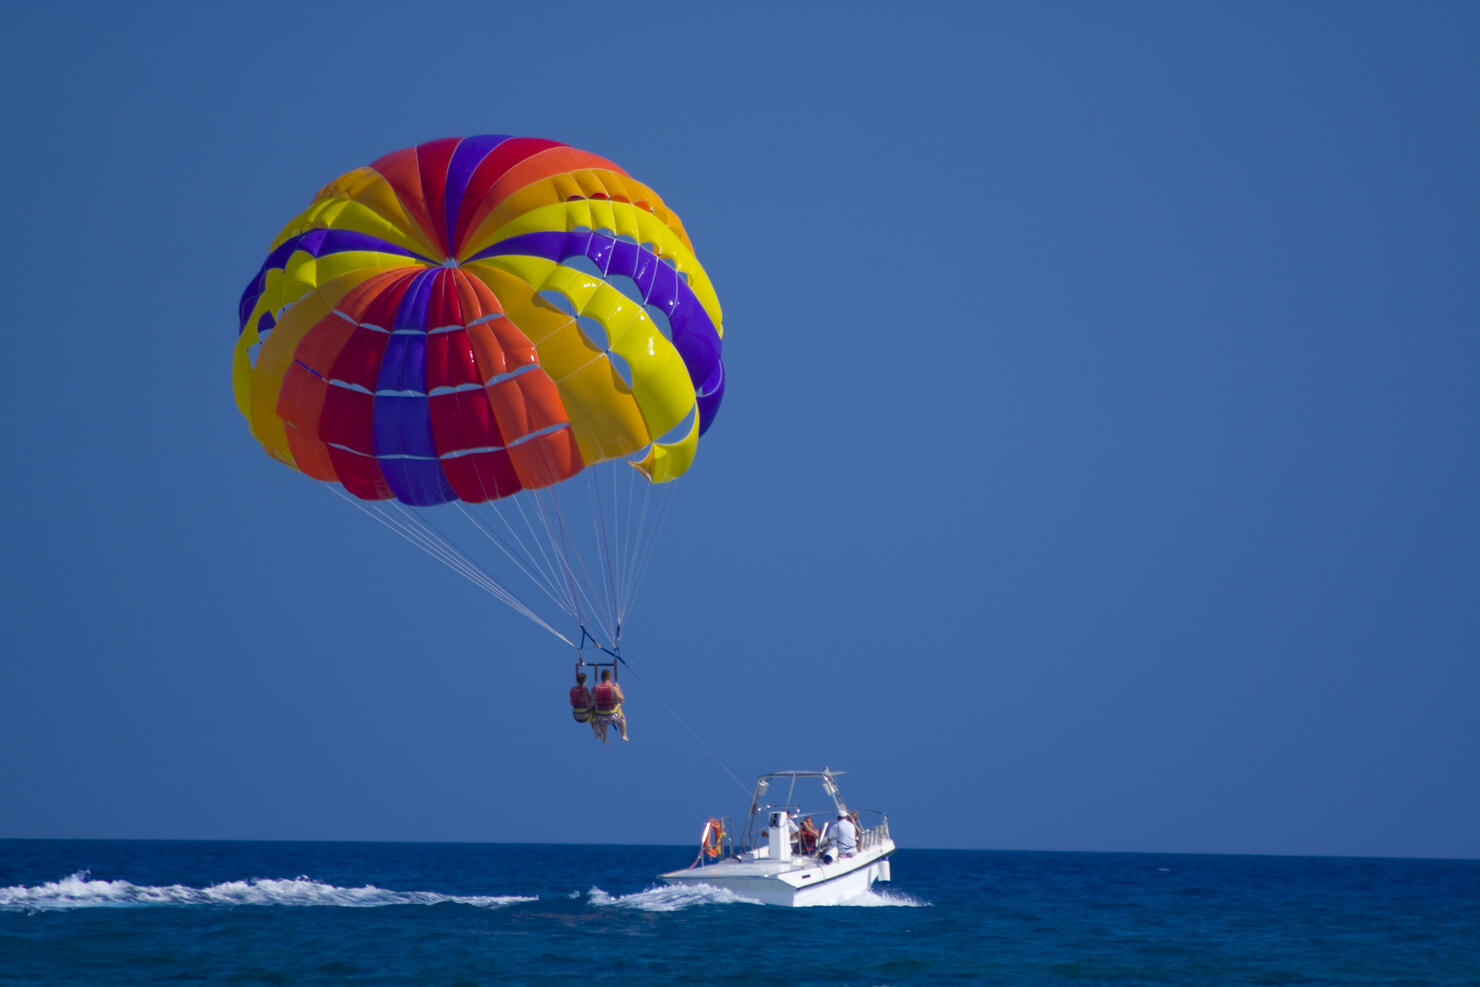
234,136,726,650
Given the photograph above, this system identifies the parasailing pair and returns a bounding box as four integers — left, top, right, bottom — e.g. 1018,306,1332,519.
233,136,726,691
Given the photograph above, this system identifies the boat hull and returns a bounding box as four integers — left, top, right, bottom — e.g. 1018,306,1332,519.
660,840,895,907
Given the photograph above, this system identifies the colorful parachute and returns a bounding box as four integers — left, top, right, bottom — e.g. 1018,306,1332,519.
234,136,725,648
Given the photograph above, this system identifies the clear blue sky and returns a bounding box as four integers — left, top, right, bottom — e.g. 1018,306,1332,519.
2,1,1476,858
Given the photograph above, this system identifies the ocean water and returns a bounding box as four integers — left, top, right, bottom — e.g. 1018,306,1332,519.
2,840,1477,985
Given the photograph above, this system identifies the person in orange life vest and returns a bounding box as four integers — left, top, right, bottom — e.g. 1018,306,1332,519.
592,668,629,743
569,671,600,740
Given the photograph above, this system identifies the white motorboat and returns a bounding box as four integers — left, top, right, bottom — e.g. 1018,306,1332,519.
659,769,895,907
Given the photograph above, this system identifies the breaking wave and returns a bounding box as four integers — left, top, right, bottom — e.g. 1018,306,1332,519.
0,872,534,912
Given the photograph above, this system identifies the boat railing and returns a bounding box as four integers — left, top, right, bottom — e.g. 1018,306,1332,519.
857,811,890,853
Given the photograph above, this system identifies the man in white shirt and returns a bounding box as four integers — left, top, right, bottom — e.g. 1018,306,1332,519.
833,813,858,857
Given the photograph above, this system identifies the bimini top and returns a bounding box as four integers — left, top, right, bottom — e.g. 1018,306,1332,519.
742,769,854,847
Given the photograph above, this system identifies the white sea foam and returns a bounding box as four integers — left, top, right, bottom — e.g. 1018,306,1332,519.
0,872,535,912
587,882,762,911
831,887,930,907
582,882,927,910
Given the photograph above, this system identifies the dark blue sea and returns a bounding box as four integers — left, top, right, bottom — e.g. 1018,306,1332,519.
2,841,1477,985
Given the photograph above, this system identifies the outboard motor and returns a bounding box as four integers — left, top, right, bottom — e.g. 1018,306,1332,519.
767,811,793,861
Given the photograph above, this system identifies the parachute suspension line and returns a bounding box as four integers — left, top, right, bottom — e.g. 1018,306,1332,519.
530,487,589,636
429,357,579,628
620,658,751,800
453,500,572,618
453,479,618,648
618,473,678,626
496,491,577,609
329,487,573,646
584,469,624,647
350,497,498,597
533,485,617,649
374,501,572,646
613,466,646,629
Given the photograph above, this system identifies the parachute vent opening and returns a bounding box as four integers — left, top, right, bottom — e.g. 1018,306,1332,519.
604,273,646,307
481,363,541,388
601,273,674,343
654,405,697,447
606,350,634,389
577,314,610,351
537,289,578,317
644,303,673,343
249,318,275,367
564,253,604,278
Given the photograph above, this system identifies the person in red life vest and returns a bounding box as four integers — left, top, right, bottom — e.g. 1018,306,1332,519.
592,668,629,743
797,816,819,855
569,671,600,740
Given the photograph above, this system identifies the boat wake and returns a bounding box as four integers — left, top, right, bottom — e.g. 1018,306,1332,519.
836,887,930,907
2,873,924,915
587,883,762,911
585,883,928,910
0,872,534,912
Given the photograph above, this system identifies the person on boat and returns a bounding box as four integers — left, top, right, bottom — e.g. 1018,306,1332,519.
780,813,800,852
592,668,629,743
833,812,858,858
797,816,819,855
569,671,600,739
